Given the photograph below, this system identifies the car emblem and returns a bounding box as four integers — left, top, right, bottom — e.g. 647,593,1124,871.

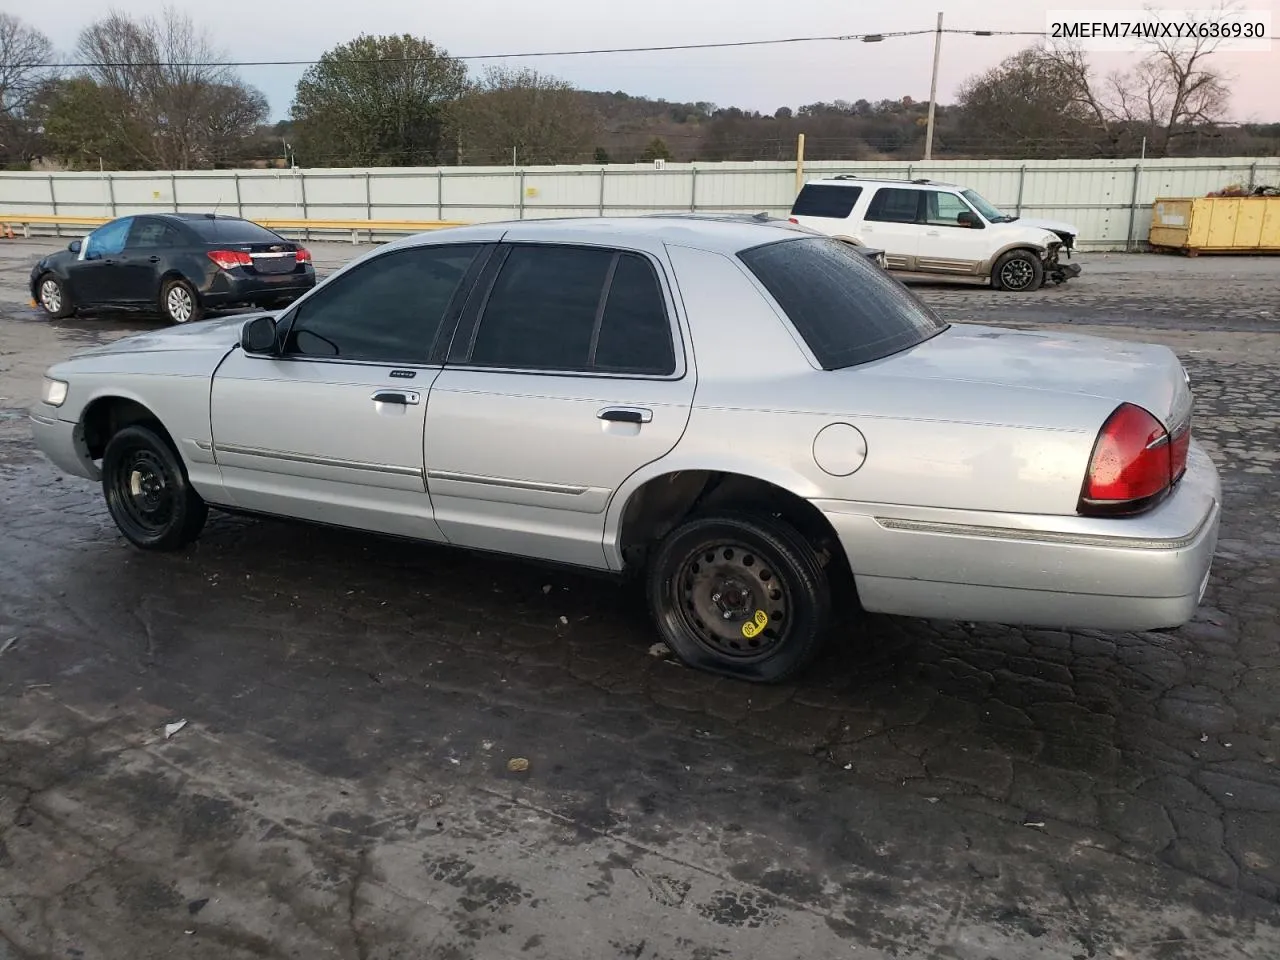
269,245,282,252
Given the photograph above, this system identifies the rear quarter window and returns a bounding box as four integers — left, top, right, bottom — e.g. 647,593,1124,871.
187,218,287,245
790,184,862,219
738,236,947,369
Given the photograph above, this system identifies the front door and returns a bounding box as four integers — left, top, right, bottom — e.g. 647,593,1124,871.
859,187,924,270
73,216,134,304
914,191,992,276
209,241,494,542
424,241,695,569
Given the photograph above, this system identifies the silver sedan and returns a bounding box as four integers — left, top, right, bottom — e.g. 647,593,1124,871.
29,216,1220,683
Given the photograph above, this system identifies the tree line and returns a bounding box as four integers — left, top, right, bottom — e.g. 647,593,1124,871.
1,8,1276,173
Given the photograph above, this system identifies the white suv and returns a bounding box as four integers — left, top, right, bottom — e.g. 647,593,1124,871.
788,176,1082,292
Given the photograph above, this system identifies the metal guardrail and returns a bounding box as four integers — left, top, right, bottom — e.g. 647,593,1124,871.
0,213,470,243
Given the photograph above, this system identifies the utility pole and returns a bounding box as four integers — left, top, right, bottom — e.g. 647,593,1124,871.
923,11,943,161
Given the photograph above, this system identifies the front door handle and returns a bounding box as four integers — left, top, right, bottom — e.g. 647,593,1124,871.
598,406,652,424
148,256,161,263
372,389,420,405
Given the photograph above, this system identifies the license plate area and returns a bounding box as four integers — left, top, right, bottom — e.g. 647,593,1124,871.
250,252,297,275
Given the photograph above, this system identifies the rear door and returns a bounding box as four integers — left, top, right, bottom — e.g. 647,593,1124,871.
859,188,924,269
423,240,694,569
119,217,186,303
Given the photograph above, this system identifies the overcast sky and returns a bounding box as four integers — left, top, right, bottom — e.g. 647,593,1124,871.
30,0,1280,123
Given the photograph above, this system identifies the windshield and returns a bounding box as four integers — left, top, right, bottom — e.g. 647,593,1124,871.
961,189,1014,222
738,236,947,370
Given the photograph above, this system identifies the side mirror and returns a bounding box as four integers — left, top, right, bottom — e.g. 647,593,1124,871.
241,314,279,354
957,211,982,229
68,239,82,254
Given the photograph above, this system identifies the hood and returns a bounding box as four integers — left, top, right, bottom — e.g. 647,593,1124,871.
865,323,1190,431
1015,216,1078,238
69,313,259,359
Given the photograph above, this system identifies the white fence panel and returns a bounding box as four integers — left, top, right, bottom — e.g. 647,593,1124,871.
4,157,1279,248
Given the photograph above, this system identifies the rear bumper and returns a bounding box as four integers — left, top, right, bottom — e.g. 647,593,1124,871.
203,267,315,306
814,440,1221,632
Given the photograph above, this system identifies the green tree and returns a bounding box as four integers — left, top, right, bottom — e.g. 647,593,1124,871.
640,136,672,162
456,66,599,165
290,34,468,167
37,77,146,169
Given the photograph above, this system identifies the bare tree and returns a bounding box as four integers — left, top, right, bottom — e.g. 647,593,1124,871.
457,67,599,165
0,13,56,165
72,6,268,168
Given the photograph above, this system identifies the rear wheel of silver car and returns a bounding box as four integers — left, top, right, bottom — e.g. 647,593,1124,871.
160,278,202,325
102,424,208,551
37,274,74,319
992,250,1045,292
647,512,831,683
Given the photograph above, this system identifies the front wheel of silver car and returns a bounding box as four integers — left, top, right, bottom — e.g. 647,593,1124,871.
102,424,208,550
160,278,203,325
37,274,74,319
991,250,1045,292
646,512,831,683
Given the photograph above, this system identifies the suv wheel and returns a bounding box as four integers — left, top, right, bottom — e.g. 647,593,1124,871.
646,512,832,683
102,424,208,550
992,250,1045,292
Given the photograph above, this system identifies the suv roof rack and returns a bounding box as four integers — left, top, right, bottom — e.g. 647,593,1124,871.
828,174,936,185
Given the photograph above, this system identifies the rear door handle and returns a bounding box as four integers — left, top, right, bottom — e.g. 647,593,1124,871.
372,389,420,405
598,406,652,424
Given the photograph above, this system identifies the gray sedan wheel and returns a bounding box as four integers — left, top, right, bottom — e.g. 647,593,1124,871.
160,278,203,325
37,274,74,319
646,511,832,683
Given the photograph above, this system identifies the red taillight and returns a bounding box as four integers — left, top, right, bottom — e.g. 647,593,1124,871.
295,248,311,263
1079,402,1175,515
208,249,251,270
788,217,799,224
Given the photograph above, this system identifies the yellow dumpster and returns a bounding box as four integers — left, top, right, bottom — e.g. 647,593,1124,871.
1149,196,1280,255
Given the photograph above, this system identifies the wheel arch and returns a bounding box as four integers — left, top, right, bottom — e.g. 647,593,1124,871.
80,393,179,462
607,466,853,592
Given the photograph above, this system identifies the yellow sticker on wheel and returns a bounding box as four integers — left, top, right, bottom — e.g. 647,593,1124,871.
741,609,769,639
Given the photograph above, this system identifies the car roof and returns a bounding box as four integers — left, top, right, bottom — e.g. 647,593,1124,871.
806,176,961,189
398,215,820,255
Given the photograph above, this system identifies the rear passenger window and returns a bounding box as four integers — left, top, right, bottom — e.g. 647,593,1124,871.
865,188,921,224
467,245,675,375
791,184,862,219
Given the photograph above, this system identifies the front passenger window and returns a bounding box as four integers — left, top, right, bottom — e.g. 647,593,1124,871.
282,244,481,364
83,218,133,259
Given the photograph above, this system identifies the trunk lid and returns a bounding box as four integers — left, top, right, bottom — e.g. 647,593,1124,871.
867,323,1191,431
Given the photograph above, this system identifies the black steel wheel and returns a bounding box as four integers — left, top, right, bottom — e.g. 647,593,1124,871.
992,250,1045,292
102,424,207,550
36,273,74,319
647,512,831,683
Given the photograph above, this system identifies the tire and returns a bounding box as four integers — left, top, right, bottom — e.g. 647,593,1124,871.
991,250,1045,292
36,273,74,319
102,424,208,551
646,511,832,683
160,278,203,325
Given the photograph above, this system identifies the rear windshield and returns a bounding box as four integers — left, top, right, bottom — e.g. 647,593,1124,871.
738,236,947,369
187,217,285,244
790,183,861,219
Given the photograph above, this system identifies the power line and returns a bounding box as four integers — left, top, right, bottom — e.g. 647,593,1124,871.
38,28,1046,70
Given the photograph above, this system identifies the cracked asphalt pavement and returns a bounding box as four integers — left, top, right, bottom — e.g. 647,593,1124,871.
2,240,1278,959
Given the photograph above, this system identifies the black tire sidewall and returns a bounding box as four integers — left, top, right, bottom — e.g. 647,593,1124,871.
102,424,206,550
160,279,202,325
38,273,72,319
993,250,1044,292
647,512,831,683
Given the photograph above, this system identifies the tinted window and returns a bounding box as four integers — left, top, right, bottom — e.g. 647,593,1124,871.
739,237,946,370
865,188,921,224
188,217,286,245
926,192,977,227
791,183,862,219
127,219,185,248
593,253,675,375
470,246,614,371
84,217,133,258
283,245,479,364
